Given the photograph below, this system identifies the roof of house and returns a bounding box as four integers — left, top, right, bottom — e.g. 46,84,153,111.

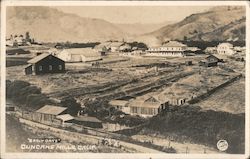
109,100,129,107
36,105,67,115
28,53,51,64
119,44,132,50
56,114,74,122
206,54,220,60
163,41,187,47
59,48,100,57
129,99,161,108
74,116,102,123
25,64,32,69
218,42,233,47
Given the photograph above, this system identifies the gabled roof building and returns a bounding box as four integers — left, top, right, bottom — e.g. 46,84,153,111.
25,53,65,75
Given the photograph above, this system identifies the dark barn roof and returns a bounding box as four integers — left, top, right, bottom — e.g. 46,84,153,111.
28,53,51,64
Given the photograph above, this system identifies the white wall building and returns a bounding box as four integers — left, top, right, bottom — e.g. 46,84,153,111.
146,41,187,57
57,48,102,62
217,43,235,55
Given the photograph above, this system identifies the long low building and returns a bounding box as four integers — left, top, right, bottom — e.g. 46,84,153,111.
146,41,187,57
56,48,102,62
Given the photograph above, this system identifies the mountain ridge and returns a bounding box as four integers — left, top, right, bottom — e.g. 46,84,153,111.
140,6,245,45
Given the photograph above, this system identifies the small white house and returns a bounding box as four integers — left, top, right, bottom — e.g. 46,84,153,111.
217,43,235,55
109,42,125,52
57,48,102,62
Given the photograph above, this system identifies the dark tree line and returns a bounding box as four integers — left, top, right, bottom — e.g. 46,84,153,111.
54,42,100,49
6,80,81,116
179,40,245,50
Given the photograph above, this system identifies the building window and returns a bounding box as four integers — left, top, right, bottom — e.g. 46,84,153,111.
58,65,62,70
49,65,52,71
39,66,42,71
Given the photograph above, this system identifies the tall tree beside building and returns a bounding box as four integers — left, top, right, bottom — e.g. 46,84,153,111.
25,32,31,42
61,97,81,116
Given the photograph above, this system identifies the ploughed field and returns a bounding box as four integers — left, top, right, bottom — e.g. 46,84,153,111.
6,53,245,114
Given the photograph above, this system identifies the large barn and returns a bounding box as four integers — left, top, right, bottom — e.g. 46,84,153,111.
25,53,65,75
56,48,102,62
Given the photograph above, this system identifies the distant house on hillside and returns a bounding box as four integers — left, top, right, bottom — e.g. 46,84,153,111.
205,47,217,54
199,54,222,67
96,46,108,56
25,53,65,75
119,43,132,52
109,42,125,52
95,41,125,53
57,48,102,62
146,41,187,57
217,43,235,55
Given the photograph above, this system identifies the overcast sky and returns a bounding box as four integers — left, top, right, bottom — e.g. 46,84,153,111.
53,6,212,24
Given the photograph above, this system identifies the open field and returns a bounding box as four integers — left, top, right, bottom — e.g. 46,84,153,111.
196,78,245,114
6,52,245,112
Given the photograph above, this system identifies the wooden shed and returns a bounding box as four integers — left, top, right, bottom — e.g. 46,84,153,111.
34,105,68,126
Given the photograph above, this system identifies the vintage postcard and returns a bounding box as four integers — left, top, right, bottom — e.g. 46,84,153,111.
0,1,249,159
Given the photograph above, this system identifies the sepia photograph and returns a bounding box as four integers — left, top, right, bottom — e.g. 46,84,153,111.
1,1,249,159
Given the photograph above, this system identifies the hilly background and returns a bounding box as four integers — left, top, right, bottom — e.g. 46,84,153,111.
138,6,246,46
7,6,128,42
7,6,246,45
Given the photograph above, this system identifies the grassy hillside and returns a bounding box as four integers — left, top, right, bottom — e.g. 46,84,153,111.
138,105,245,154
143,6,245,44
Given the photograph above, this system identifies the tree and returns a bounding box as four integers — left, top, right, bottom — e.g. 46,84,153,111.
25,32,31,42
26,94,52,110
61,97,81,116
183,36,188,41
6,80,30,98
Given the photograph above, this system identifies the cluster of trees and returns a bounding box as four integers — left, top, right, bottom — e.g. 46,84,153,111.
179,40,245,50
144,105,244,154
127,41,148,50
6,80,81,116
10,32,35,44
54,42,100,49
